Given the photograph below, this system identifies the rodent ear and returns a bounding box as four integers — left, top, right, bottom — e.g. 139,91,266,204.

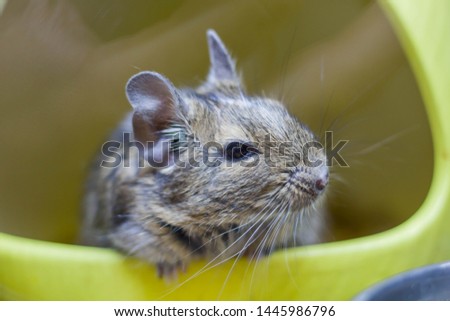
206,29,239,84
126,71,179,143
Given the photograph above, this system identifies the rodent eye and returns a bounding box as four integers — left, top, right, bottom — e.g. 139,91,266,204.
225,141,258,161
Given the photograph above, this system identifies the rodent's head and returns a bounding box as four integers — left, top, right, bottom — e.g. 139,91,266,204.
125,30,328,225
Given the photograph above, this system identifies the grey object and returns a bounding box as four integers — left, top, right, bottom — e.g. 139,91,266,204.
355,261,450,300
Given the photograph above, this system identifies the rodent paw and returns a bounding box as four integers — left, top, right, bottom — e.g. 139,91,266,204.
156,261,187,282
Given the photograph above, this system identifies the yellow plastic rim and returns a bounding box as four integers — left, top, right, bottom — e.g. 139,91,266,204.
1,0,450,300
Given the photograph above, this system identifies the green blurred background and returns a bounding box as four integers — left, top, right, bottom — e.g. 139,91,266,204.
0,0,432,258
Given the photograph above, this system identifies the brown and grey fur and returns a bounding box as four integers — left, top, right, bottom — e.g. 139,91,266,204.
81,30,328,278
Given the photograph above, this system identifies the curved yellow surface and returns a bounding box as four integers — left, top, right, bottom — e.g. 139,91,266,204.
1,0,450,300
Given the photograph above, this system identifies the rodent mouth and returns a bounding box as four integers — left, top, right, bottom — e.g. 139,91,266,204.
286,167,329,202
298,185,318,198
281,180,320,210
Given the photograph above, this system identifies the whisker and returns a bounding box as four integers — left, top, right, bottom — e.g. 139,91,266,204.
277,21,300,101
318,88,336,137
157,192,284,299
218,203,283,298
347,126,419,157
246,201,290,293
180,187,285,260
324,74,386,135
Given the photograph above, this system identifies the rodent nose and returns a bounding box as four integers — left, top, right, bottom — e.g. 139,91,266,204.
314,172,329,193
315,178,326,191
